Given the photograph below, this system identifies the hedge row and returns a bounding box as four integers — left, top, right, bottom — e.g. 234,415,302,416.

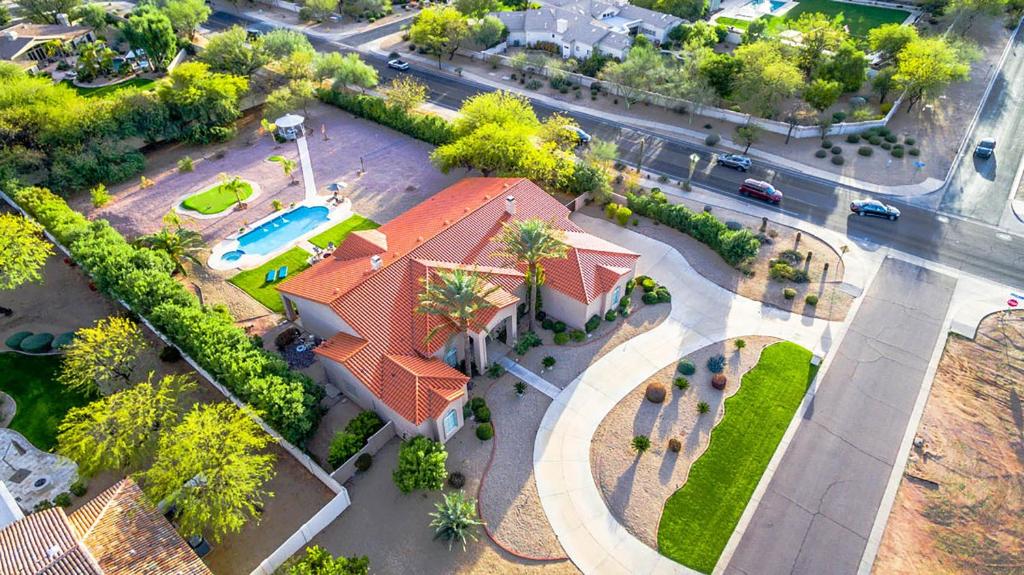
626,193,760,266
316,88,455,147
6,183,322,444
328,411,385,469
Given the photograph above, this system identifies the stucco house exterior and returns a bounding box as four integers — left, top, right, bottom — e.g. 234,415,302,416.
0,20,95,71
277,178,638,442
495,0,683,59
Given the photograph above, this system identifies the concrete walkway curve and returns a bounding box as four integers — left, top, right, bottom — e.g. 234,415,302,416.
533,215,841,575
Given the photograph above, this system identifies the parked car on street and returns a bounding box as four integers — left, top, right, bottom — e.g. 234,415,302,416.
974,137,996,159
738,178,782,204
850,199,900,220
387,59,410,71
569,126,591,145
718,154,752,172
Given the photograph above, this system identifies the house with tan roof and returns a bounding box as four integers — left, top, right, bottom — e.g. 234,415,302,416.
0,478,211,575
0,21,95,70
277,178,639,442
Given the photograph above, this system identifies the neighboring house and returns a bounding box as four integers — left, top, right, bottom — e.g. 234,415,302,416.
0,478,211,575
277,178,639,442
495,0,683,59
0,19,95,70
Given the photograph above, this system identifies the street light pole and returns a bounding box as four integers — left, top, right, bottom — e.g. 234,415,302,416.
685,153,700,191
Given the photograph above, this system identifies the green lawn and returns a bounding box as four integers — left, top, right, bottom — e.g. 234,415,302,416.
716,16,751,30
769,0,909,37
228,248,311,312
308,214,380,249
180,181,254,215
0,352,91,451
65,77,156,98
657,341,819,573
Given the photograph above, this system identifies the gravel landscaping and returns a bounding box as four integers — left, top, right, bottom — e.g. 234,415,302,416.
591,336,778,549
478,373,567,560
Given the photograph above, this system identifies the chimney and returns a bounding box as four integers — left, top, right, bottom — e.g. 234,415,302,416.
370,254,382,270
556,18,568,34
56,13,71,26
505,195,516,215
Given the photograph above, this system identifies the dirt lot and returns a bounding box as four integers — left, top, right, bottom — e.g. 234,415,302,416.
873,310,1023,575
591,336,777,548
580,199,853,321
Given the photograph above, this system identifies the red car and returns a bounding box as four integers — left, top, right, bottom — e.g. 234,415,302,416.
738,179,783,204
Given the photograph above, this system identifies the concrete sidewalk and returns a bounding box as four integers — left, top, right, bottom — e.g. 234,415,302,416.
533,214,842,575
498,357,561,399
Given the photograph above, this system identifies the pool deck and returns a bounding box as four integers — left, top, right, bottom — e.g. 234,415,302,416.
207,197,353,271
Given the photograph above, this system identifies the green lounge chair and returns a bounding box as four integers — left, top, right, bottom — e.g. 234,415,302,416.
265,269,277,283
277,266,288,279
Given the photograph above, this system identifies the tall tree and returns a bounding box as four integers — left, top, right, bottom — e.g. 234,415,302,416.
817,41,868,93
133,226,205,275
157,62,248,143
453,90,539,136
792,12,848,78
330,53,378,92
59,316,145,396
161,0,211,39
894,36,971,111
261,29,315,60
868,23,918,64
57,373,194,477
470,15,506,49
304,0,339,21
219,173,250,207
733,41,802,118
871,66,898,104
268,154,299,183
313,51,347,81
454,0,499,17
121,5,178,69
698,51,741,102
383,75,428,112
0,214,53,292
139,402,276,542
803,78,842,112
599,36,666,108
947,0,1007,32
199,26,268,75
494,218,568,332
734,122,763,153
409,6,470,67
15,0,81,24
416,268,497,375
73,3,109,29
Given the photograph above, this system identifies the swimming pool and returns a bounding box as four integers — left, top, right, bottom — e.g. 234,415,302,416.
234,205,330,258
749,0,787,12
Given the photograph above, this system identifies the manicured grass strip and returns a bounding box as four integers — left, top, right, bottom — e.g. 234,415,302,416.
716,16,750,30
0,352,91,451
657,341,818,573
229,247,311,312
769,0,909,37
180,181,254,215
308,214,379,249
66,78,156,98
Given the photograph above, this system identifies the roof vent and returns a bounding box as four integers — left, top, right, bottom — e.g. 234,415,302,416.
46,545,61,560
370,254,382,270
417,236,423,242
505,195,516,215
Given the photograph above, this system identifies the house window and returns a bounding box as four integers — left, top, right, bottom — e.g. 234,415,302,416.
444,346,458,368
443,409,459,437
612,285,621,306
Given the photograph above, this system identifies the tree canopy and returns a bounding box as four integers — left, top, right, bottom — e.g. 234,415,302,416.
868,23,918,64
330,53,378,92
392,435,447,493
59,316,145,396
409,6,470,65
161,0,211,39
285,546,370,575
0,214,53,291
894,36,971,111
733,41,803,117
15,0,81,24
156,62,249,143
199,26,269,76
121,5,178,69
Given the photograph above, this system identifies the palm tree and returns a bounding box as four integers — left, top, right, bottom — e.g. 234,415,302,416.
219,174,249,208
416,269,498,376
429,491,485,551
268,155,298,184
494,218,569,332
259,118,277,142
134,227,205,275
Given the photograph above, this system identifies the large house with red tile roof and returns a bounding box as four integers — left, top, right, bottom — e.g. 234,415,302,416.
277,178,638,441
0,478,211,575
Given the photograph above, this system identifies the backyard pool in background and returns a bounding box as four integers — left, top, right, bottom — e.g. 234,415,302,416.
749,0,788,12
236,206,330,257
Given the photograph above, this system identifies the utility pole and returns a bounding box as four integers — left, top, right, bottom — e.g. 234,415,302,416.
636,137,646,175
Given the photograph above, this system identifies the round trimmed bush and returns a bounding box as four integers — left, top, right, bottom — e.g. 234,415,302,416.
831,146,842,155
904,136,916,146
725,220,743,231
354,453,373,472
711,373,727,390
553,332,569,345
476,422,494,441
783,287,797,299
705,133,720,146
70,480,87,497
707,354,725,373
542,318,555,330
655,288,671,303
19,333,54,353
473,405,491,423
605,309,617,321
821,140,833,149
677,359,696,375
668,438,682,452
641,278,657,292
553,321,567,333
909,148,921,156
570,329,585,342
891,147,905,158
831,155,845,165
884,134,898,143
52,332,76,349
642,292,659,305
880,141,892,150
470,397,486,411
878,127,892,137
805,294,819,306
858,146,873,157
846,134,860,143
448,471,465,488
815,149,828,159
868,135,882,145
5,331,33,350
54,493,72,507
645,383,667,403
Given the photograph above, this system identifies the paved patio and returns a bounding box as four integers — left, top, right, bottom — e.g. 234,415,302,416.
0,429,78,512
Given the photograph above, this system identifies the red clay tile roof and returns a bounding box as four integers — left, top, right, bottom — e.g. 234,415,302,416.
317,332,370,363
331,229,387,259
0,479,209,575
281,178,638,425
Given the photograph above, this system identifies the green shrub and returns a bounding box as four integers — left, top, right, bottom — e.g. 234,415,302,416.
783,288,797,299
904,136,916,146
354,452,373,472
553,332,569,345
70,480,87,497
605,309,617,321
831,146,842,155
884,134,898,143
846,134,860,143
5,331,32,349
707,355,725,373
642,291,659,305
868,135,882,145
19,333,54,353
328,432,363,469
606,202,620,219
473,404,491,423
779,249,804,263
393,436,447,493
769,261,796,281
615,206,632,226
569,329,585,342
891,147,905,158
585,315,601,333
674,377,689,390
54,493,72,507
347,410,384,440
177,156,194,172
476,422,494,440
831,155,845,165
514,331,541,354
880,141,892,150
858,146,873,156
655,287,671,303
317,89,455,146
525,79,542,90
705,133,720,146
542,356,556,368
677,359,696,375
805,294,819,306
814,149,827,158
878,127,892,137
486,362,506,378
908,148,920,156
553,321,567,333
641,278,657,292
470,397,486,411
821,140,833,149
624,278,636,296
618,295,631,311
542,318,555,330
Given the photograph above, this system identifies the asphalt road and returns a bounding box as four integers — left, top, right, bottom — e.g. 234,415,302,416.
939,24,1024,224
204,10,1024,289
725,257,957,575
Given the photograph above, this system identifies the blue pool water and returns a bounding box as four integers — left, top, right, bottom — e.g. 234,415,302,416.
749,0,787,11
234,206,329,257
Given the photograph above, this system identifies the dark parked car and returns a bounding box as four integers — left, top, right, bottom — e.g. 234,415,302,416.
850,199,900,220
246,23,274,40
718,153,752,172
738,179,782,204
387,59,410,71
974,137,996,158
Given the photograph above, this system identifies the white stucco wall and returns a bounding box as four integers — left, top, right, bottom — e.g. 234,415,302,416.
541,286,590,330
283,295,358,340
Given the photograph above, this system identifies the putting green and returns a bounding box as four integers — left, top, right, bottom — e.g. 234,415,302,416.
181,181,255,215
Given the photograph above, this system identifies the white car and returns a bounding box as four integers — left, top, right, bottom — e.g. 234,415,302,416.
387,59,410,71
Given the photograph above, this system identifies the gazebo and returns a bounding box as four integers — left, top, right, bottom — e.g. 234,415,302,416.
275,114,305,141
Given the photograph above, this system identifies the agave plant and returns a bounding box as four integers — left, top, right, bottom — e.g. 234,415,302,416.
429,490,484,551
